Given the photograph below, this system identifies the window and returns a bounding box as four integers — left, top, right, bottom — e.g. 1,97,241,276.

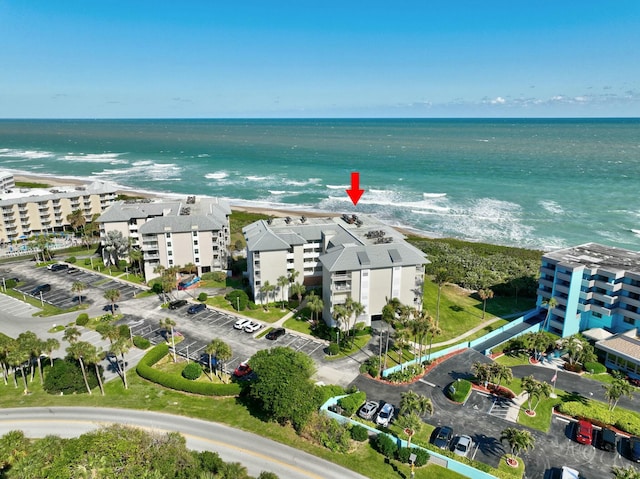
166,232,171,238
195,257,200,263
168,260,174,266
194,249,199,254
193,240,198,245
193,231,198,237
167,242,172,247
624,316,635,324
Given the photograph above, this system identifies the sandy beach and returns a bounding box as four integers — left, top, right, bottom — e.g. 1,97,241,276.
12,173,343,222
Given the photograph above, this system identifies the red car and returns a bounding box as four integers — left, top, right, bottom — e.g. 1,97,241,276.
233,361,252,378
576,420,593,445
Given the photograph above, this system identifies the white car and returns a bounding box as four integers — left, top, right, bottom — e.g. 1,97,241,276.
244,321,262,333
454,435,473,458
375,403,394,427
233,318,252,330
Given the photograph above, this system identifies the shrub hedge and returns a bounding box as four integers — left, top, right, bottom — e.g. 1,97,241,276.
396,447,429,466
182,362,203,380
198,292,208,302
136,344,241,396
133,335,150,350
350,424,369,442
337,391,367,417
75,313,90,326
373,433,398,459
557,400,640,436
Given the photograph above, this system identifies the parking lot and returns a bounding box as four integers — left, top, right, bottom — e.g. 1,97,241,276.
350,349,639,479
3,262,145,310
122,302,328,375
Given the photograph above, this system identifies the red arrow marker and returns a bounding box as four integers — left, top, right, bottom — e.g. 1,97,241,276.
346,172,365,206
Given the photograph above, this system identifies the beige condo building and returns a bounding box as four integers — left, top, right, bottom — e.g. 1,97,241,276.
97,196,231,280
243,214,427,327
0,174,117,244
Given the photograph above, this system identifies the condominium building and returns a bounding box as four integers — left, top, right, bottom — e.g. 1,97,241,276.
537,243,640,337
0,177,117,244
0,170,15,192
97,196,231,279
243,214,427,327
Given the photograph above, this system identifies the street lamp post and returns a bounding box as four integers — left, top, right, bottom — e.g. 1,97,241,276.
39,291,44,307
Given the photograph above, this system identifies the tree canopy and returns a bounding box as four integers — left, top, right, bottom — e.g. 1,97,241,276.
247,346,319,431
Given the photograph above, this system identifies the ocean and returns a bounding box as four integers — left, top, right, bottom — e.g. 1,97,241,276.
0,118,639,251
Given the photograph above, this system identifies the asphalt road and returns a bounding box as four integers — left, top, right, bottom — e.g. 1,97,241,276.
0,407,368,479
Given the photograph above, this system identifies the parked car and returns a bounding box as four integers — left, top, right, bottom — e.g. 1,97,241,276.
30,284,51,295
233,361,252,378
559,466,581,479
244,321,262,333
48,263,68,271
375,403,394,427
234,318,252,330
199,353,217,369
358,400,379,420
168,299,188,310
598,427,617,452
631,436,640,462
266,327,286,340
67,267,80,274
454,435,473,458
433,426,454,450
575,420,593,445
187,303,206,314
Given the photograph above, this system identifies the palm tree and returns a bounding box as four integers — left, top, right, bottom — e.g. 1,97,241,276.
332,304,349,348
71,281,87,305
7,345,30,391
426,317,442,360
533,381,552,411
84,343,105,396
541,296,558,332
0,335,15,385
603,377,634,411
103,288,121,314
400,390,434,416
214,341,232,381
63,326,81,344
67,341,93,394
96,323,119,345
277,275,289,310
43,337,60,369
204,339,221,380
433,268,450,327
478,288,494,320
128,247,143,277
307,292,323,325
472,361,492,387
412,308,431,364
219,462,249,479
66,208,86,237
500,427,535,466
528,331,551,361
260,281,275,310
394,327,410,370
381,299,399,371
288,269,300,285
395,412,422,448
110,337,131,389
290,282,306,305
160,317,177,362
343,296,365,345
491,362,513,391
521,375,540,413
101,230,128,267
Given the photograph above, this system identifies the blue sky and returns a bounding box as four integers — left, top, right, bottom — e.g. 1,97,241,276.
1,1,639,118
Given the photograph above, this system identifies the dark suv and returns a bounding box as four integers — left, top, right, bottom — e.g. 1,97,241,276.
598,427,617,452
48,263,69,272
30,284,51,295
187,303,206,314
169,299,188,310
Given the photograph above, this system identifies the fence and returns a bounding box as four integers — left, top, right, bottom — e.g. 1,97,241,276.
320,395,499,479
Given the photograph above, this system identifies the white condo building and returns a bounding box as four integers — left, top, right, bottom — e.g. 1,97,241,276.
243,214,428,327
97,196,231,280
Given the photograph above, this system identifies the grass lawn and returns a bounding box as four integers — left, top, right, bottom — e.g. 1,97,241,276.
495,353,531,368
422,281,535,343
0,370,461,479
284,311,313,335
496,455,526,478
518,395,562,432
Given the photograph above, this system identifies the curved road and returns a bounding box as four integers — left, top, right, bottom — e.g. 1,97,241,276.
0,407,367,479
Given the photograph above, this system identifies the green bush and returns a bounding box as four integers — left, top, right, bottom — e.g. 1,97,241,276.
84,258,91,265
75,313,90,326
43,358,100,395
133,335,150,349
584,362,606,374
198,292,208,302
386,364,424,383
248,301,259,310
306,414,351,452
225,290,249,311
182,362,203,380
118,259,127,270
360,356,380,378
66,256,77,264
396,447,430,466
5,279,18,289
350,424,369,442
136,344,241,396
327,343,340,356
373,433,398,459
337,391,367,417
557,400,640,435
317,384,346,404
412,448,430,467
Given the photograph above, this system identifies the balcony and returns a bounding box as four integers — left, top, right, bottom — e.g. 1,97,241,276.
592,291,616,305
332,282,352,292
332,273,351,281
594,279,621,292
144,253,160,260
556,271,571,282
554,283,569,295
623,283,640,295
579,291,593,301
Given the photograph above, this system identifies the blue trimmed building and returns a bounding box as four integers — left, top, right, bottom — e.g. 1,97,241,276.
537,243,640,337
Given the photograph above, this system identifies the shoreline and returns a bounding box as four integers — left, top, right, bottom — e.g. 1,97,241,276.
13,173,424,237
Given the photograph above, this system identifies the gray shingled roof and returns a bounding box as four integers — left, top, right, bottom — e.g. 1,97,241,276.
138,214,223,234
97,201,182,223
243,220,291,251
319,243,427,272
